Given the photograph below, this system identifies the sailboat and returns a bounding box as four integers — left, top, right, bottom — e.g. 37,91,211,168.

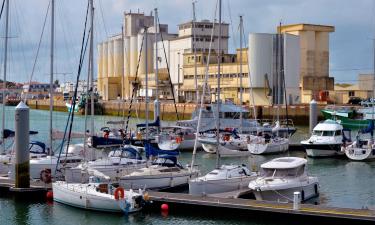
119,11,198,190
189,7,257,195
247,29,289,155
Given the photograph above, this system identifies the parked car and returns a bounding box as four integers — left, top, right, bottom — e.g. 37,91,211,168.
348,97,362,105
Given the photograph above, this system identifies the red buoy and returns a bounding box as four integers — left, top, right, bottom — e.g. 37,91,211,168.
46,191,53,200
161,203,169,212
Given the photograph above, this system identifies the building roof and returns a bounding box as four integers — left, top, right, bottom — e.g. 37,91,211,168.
178,20,229,27
278,23,335,33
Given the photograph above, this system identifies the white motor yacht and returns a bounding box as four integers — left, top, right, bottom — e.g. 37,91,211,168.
301,119,344,157
248,157,319,203
53,181,144,213
119,155,199,190
189,164,258,195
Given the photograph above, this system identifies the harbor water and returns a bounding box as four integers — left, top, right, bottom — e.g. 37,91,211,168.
0,106,375,225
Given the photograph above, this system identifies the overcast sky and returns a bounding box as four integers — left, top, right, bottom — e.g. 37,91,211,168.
0,0,374,84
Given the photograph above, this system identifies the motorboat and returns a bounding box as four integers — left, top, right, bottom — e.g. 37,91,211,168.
199,136,252,157
65,145,147,182
156,126,201,151
247,133,289,155
119,155,199,190
176,102,261,133
248,157,319,202
189,164,258,195
301,119,344,157
344,121,375,161
53,180,144,213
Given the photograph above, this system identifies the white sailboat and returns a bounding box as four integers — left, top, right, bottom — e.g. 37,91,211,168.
247,29,290,155
189,7,257,195
344,121,375,161
53,181,144,213
248,157,319,202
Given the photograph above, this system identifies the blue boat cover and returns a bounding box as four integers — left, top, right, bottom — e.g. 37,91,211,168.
144,141,179,158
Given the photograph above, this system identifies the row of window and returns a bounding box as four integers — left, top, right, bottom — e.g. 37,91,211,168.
179,24,214,30
184,73,249,80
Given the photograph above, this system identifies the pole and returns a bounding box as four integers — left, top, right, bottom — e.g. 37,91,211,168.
49,0,55,155
14,102,30,188
145,28,149,141
239,15,243,133
121,26,124,100
177,52,180,102
1,0,9,154
154,8,159,102
215,0,222,168
192,1,199,105
90,0,95,135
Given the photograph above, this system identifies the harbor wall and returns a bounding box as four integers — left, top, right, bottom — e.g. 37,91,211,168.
25,99,326,124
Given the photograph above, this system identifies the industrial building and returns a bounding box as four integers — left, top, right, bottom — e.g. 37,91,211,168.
97,10,335,106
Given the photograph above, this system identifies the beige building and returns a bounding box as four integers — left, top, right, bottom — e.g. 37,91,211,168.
332,74,373,104
279,24,335,103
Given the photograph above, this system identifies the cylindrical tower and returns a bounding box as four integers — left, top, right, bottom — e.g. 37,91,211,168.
130,35,138,76
248,33,273,88
113,38,123,78
124,36,130,77
102,41,108,78
107,40,114,77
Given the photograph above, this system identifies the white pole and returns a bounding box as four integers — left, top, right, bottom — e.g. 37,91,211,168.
145,29,149,141
90,0,95,135
49,0,55,155
1,0,9,154
192,1,199,105
154,8,159,102
239,15,243,133
215,0,222,168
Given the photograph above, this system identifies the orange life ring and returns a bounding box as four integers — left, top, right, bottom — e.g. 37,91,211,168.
40,169,52,183
114,187,125,200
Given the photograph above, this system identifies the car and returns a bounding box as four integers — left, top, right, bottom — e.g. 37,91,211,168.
348,97,362,105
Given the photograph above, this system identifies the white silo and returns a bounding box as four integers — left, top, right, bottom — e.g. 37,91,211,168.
124,36,130,77
107,40,114,77
130,35,138,76
102,41,108,78
248,33,273,88
113,38,124,78
137,33,146,75
97,43,103,79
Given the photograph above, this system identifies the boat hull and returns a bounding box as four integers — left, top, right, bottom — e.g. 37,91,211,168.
345,146,375,161
189,176,256,195
247,139,289,155
302,143,343,157
252,182,319,203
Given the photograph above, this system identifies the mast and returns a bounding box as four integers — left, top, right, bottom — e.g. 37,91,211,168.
49,0,55,155
192,1,199,105
145,28,149,141
239,15,243,133
89,0,95,135
215,0,222,168
154,8,159,102
1,0,9,154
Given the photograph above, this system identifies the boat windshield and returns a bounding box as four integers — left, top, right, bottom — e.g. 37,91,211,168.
261,166,305,177
313,130,335,136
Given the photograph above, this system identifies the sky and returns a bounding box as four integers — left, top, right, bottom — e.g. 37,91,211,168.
0,0,374,84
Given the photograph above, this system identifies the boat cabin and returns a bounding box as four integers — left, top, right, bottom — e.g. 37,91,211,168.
108,147,142,160
152,155,183,169
312,120,343,137
260,157,307,178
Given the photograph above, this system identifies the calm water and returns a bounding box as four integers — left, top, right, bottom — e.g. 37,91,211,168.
0,106,375,225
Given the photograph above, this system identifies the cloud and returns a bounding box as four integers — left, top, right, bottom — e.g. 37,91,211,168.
0,0,373,84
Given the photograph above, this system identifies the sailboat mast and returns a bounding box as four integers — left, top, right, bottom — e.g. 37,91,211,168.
192,1,198,105
154,8,158,102
145,28,149,141
215,0,222,168
89,0,95,135
49,0,55,154
1,0,9,154
239,15,243,133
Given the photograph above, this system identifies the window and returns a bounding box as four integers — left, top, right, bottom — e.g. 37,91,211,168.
349,91,355,97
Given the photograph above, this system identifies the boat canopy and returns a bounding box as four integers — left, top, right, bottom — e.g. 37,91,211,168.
314,120,343,131
144,141,179,158
261,157,307,169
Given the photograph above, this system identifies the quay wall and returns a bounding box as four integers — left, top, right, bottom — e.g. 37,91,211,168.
26,100,326,124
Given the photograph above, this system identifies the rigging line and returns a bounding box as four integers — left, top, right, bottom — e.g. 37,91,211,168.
157,15,179,121
191,0,218,171
98,0,108,38
0,0,5,20
226,0,237,50
27,1,50,99
124,33,145,135
56,0,90,172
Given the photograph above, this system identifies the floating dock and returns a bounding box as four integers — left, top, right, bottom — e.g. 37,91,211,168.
147,191,375,225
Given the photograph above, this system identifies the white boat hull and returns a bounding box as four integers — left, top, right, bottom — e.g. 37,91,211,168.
252,182,319,203
247,138,289,155
345,146,375,161
53,181,142,213
189,176,256,195
306,148,343,157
